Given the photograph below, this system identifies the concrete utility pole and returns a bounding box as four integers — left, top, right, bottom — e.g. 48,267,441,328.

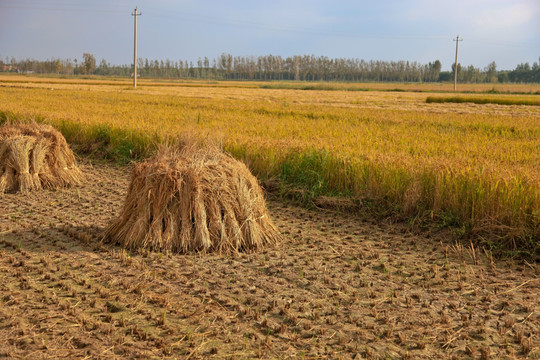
453,35,462,91
132,6,142,89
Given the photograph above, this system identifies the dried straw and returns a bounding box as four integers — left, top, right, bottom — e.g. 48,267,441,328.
103,143,282,254
0,123,84,193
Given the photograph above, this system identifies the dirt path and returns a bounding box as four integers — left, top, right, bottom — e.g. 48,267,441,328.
0,159,538,359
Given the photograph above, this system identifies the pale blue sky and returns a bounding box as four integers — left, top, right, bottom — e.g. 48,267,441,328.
1,0,539,71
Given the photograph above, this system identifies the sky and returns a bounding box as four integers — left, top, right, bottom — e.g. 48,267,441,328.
0,0,539,71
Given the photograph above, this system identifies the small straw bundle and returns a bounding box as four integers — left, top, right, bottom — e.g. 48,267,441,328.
0,123,84,193
103,143,282,254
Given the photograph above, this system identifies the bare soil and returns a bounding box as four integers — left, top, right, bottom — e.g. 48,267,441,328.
0,159,538,359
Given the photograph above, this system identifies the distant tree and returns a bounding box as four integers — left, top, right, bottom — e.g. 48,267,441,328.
438,71,452,82
532,58,540,82
431,60,442,81
189,61,194,77
144,58,150,75
497,71,509,83
485,61,497,83
97,59,108,75
5,53,540,83
509,62,531,82
72,58,79,74
53,58,62,73
81,53,96,75
62,59,74,75
197,57,203,78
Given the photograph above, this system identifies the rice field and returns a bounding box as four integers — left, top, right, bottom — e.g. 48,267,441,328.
1,75,540,359
0,75,539,255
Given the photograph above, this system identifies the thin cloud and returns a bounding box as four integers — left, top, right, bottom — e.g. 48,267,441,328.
475,2,538,28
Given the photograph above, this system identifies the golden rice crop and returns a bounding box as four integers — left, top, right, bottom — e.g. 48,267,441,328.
0,77,538,253
426,95,540,106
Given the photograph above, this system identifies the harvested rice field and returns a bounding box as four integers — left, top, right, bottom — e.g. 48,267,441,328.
0,159,539,359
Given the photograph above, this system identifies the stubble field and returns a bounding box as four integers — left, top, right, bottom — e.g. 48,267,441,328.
0,76,539,358
1,160,539,359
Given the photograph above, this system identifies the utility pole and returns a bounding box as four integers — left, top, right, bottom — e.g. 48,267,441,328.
132,6,141,89
453,35,462,91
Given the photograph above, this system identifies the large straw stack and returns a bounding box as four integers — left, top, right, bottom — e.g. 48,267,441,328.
0,123,84,193
103,144,282,253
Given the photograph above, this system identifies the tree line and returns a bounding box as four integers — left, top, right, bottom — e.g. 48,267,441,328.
1,53,539,83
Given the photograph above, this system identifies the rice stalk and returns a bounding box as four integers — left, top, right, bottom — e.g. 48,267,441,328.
103,143,282,254
7,136,36,192
0,123,84,193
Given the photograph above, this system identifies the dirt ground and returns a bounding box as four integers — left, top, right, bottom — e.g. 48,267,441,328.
0,159,538,359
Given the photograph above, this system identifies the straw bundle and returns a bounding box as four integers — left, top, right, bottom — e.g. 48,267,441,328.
103,144,282,253
0,123,84,193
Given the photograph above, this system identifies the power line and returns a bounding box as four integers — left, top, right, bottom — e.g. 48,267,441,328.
0,5,123,14
144,9,451,41
0,4,449,41
1,4,538,48
466,38,540,49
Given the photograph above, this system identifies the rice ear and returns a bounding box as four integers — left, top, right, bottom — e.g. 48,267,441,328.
103,142,282,254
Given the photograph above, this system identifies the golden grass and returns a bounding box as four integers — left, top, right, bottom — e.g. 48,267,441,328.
0,76,538,253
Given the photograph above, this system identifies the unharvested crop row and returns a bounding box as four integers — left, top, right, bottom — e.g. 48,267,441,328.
426,96,540,106
0,82,538,255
